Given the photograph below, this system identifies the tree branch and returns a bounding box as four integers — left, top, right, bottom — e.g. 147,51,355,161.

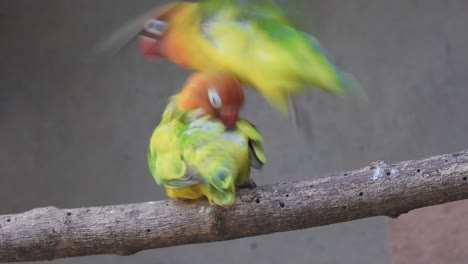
2,149,468,262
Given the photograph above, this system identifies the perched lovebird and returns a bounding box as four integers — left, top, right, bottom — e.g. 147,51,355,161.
147,71,266,207
137,0,364,115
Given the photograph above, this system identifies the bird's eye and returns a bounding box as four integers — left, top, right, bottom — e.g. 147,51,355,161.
208,88,222,109
144,19,168,36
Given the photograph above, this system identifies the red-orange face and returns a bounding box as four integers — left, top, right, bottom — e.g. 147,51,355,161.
177,72,245,128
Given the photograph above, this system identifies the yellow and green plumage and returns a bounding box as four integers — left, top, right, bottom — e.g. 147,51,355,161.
138,0,364,115
147,97,266,207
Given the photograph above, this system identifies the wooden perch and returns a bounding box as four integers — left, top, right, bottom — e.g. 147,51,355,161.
2,150,468,262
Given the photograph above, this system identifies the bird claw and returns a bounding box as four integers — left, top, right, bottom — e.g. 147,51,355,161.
237,179,257,190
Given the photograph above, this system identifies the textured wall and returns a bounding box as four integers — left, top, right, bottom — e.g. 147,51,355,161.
1,0,467,263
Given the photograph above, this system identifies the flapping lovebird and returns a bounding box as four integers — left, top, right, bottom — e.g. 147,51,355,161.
136,0,364,115
147,71,266,207
96,0,364,117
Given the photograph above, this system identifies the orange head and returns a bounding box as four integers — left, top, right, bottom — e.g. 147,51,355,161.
176,72,245,128
138,2,192,60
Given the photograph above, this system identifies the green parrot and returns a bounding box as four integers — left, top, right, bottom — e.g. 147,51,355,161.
147,71,266,207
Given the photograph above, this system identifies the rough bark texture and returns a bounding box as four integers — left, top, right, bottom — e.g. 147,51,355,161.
1,149,468,262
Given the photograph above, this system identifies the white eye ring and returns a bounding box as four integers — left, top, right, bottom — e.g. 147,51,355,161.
208,87,222,109
144,19,168,36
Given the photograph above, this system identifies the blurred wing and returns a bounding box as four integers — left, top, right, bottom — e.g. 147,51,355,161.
200,0,366,100
288,94,314,143
199,0,291,23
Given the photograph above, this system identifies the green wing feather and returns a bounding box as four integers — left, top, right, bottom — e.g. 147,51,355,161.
179,115,239,205
199,0,290,24
236,119,267,169
147,97,192,186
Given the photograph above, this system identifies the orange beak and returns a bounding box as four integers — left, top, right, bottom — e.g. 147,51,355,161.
220,108,239,128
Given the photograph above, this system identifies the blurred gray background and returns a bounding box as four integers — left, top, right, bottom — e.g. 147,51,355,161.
1,0,467,263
